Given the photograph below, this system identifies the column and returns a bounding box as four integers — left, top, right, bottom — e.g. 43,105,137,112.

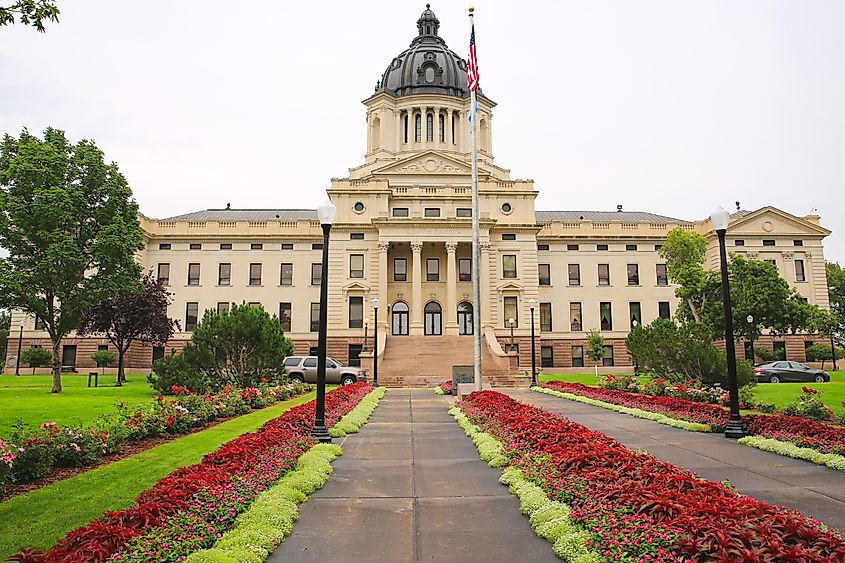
394,110,402,151
378,241,389,330
434,105,441,146
446,241,458,331
445,109,453,150
411,241,423,329
480,241,492,328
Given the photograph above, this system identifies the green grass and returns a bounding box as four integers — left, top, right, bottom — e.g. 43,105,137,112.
750,370,845,414
539,373,609,385
0,373,156,438
0,390,316,559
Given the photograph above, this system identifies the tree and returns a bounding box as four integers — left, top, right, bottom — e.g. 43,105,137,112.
20,346,50,374
90,349,115,375
826,261,845,346
658,228,711,322
0,128,144,392
0,310,8,365
805,343,845,370
585,330,605,377
0,1,59,32
78,273,179,384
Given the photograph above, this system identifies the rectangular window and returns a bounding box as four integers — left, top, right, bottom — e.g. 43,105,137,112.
249,263,262,286
572,345,584,367
795,259,806,282
602,345,614,366
251,243,263,250
35,316,45,330
568,264,580,286
159,243,171,250
187,263,201,285
537,244,549,251
541,346,554,368
656,263,668,286
629,302,641,328
349,296,363,328
217,302,230,315
540,302,553,332
312,243,323,250
427,258,440,281
280,263,293,285
570,302,582,331
763,239,775,247
350,233,365,240
773,341,786,360
735,239,745,246
658,301,671,319
627,264,639,285
793,240,803,247
281,243,293,250
392,207,409,217
424,208,441,217
502,233,516,241
394,258,407,281
567,244,579,251
218,263,231,286
654,244,663,251
456,208,472,217
309,346,319,356
310,303,320,332
459,258,472,282
190,243,202,250
279,302,291,332
502,255,517,278
348,344,363,367
311,263,322,285
600,302,613,331
597,244,608,251
598,264,610,285
185,302,199,331
350,254,364,278
538,264,551,286
220,243,232,250
626,244,638,251
248,302,262,309
503,296,518,328
157,263,170,286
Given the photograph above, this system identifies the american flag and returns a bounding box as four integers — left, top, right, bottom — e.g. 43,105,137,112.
467,24,479,92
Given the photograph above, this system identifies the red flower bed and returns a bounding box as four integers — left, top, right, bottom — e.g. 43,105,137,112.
461,391,845,561
13,383,371,563
438,381,453,394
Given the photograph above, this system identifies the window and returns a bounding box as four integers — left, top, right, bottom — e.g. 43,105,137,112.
280,263,293,285
152,346,165,364
185,302,199,331
217,302,230,314
425,208,441,217
248,263,262,286
502,233,516,241
629,302,641,328
502,255,517,279
188,263,201,285
305,352,318,362
403,114,409,143
627,264,639,285
598,264,610,285
793,240,803,247
540,302,552,332
763,239,775,247
600,302,612,331
541,346,554,368
281,243,293,250
393,207,409,217
311,263,322,285
458,302,473,335
765,259,777,267
415,114,421,142
354,201,366,213
312,243,323,250
452,112,456,144
459,258,472,282
773,341,786,360
349,296,363,328
744,341,754,361
567,244,579,251
795,260,806,282
439,114,445,142
597,244,608,251
658,301,671,319
34,316,45,330
248,302,262,309
188,243,201,251
602,345,614,367
350,233,364,240
570,303,582,331
392,302,409,335
537,244,549,251
159,243,171,250
501,203,512,213
539,264,551,286
654,244,663,251
220,243,232,250
310,303,320,332
394,258,407,281
503,297,518,328
279,302,291,332
656,264,668,286
350,254,364,278
251,243,263,250
218,263,231,285
572,345,584,367
427,258,440,281
626,244,637,251
734,239,745,247
348,344,363,367
568,264,580,286
424,301,442,335
457,208,472,217
157,263,170,286
426,113,433,141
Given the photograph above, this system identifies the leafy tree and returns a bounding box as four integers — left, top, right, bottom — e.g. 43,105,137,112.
0,309,8,364
20,346,50,374
658,228,710,322
826,261,845,346
78,272,179,385
0,1,59,32
755,346,785,363
585,330,605,377
804,343,845,370
0,128,144,392
90,348,115,375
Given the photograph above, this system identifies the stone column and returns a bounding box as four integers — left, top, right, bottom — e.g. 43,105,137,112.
395,110,402,150
411,241,423,329
446,241,458,331
378,241,389,329
480,241,492,328
434,105,441,146
445,108,453,150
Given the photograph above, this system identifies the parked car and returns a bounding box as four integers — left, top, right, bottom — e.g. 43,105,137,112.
754,361,830,383
283,355,365,386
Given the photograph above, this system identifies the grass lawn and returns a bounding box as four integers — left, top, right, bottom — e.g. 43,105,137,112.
540,373,625,385
0,390,317,559
750,370,845,415
0,373,156,438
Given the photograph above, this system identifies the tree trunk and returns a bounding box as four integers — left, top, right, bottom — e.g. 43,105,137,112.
51,339,62,393
595,363,598,378
117,348,126,385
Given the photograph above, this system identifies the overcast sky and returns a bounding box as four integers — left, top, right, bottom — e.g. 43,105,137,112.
2,1,844,262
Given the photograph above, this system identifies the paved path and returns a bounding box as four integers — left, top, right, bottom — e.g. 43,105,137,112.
267,389,557,563
504,389,845,531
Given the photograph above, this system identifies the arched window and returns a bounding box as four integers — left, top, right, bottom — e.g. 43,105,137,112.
371,117,380,150
403,114,409,144
424,301,442,335
415,114,421,142
392,302,409,336
451,112,457,144
438,114,445,142
426,113,433,142
480,119,488,152
457,302,473,335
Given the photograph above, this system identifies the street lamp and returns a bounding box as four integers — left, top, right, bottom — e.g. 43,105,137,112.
711,207,747,439
372,298,380,388
15,319,24,376
631,319,639,377
746,314,755,364
508,317,516,352
312,199,336,443
528,299,537,387
362,318,369,353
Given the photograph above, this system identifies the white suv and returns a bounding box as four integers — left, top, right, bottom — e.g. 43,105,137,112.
283,356,365,386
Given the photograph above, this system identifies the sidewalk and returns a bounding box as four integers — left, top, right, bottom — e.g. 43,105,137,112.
267,389,557,563
504,389,845,531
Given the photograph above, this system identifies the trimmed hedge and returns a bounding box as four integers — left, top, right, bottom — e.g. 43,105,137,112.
738,435,845,473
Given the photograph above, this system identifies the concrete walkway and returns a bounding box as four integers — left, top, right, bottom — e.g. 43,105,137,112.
267,389,557,563
505,389,845,531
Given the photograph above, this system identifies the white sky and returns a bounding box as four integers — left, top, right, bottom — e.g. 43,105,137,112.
2,1,844,262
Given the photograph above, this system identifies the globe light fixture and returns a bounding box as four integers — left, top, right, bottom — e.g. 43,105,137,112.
312,199,337,443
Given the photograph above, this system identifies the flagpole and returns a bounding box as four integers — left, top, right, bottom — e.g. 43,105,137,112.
469,6,482,392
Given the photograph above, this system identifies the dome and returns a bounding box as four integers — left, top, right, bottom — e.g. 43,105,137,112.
375,4,479,99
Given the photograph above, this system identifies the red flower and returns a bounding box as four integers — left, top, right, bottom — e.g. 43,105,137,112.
261,378,267,383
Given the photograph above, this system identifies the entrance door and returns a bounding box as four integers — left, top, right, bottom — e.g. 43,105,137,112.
424,302,442,335
392,302,409,335
457,302,473,335
61,345,77,369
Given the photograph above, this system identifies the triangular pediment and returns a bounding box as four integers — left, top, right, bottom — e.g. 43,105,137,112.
342,281,371,294
373,151,475,175
728,207,830,237
495,281,524,293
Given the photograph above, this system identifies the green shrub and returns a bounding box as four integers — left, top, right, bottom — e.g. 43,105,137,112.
755,346,785,362
149,352,208,394
20,346,52,373
90,349,116,372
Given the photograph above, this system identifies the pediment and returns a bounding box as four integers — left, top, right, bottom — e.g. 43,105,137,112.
342,282,371,294
373,151,474,175
495,281,524,293
728,207,830,237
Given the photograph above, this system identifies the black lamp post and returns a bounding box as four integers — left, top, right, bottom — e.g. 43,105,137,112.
362,318,369,353
712,207,747,439
508,317,516,352
747,314,755,364
631,319,639,377
15,319,24,376
372,298,380,388
529,299,537,387
312,200,336,444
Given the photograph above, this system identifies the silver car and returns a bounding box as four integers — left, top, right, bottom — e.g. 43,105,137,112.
283,356,365,386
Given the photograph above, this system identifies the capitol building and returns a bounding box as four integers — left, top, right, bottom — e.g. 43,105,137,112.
5,6,833,385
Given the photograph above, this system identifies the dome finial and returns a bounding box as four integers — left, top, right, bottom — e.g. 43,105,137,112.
417,3,440,37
